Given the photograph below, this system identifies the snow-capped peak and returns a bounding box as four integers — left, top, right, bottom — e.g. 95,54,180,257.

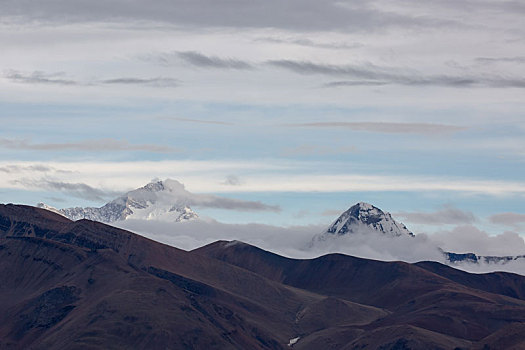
323,202,413,237
37,179,198,223
36,202,63,215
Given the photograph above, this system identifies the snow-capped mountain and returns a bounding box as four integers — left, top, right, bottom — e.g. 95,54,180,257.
313,202,525,266
37,179,198,223
443,250,525,265
322,202,413,238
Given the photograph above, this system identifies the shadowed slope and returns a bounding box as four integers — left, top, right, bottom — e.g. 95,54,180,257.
0,205,387,349
194,240,525,344
415,260,525,300
3,205,525,349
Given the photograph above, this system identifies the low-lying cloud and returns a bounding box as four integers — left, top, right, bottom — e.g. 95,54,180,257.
431,225,525,257
116,218,525,275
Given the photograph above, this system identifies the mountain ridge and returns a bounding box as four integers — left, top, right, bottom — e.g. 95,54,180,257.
2,204,525,349
37,179,198,223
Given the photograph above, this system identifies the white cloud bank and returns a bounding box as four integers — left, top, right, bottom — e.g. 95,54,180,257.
115,218,525,276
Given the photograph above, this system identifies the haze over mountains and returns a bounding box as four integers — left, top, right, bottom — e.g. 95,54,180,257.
34,179,525,275
2,203,525,349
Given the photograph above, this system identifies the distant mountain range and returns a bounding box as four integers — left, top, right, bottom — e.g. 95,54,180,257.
38,179,198,223
1,204,525,349
39,187,524,267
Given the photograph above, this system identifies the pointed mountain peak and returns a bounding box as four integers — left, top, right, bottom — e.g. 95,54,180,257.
324,202,413,237
141,178,185,193
347,202,381,216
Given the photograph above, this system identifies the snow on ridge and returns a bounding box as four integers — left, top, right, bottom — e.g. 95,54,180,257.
37,179,199,224
323,202,413,238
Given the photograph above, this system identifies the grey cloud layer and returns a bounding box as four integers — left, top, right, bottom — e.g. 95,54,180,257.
268,60,396,80
12,179,121,202
101,77,179,87
144,52,525,89
0,138,176,153
0,0,452,32
285,122,466,134
13,177,280,212
267,60,525,88
145,51,255,70
0,165,57,174
176,51,254,70
190,195,280,212
5,70,78,85
7,57,525,91
4,70,179,88
323,81,388,87
476,56,525,64
489,213,525,227
254,37,363,50
162,180,280,212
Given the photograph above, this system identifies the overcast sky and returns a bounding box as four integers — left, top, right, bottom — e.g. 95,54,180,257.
1,0,524,245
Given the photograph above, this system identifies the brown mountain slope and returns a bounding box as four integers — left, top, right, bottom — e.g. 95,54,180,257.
193,240,525,345
2,204,525,349
1,238,277,349
415,260,525,300
0,204,386,349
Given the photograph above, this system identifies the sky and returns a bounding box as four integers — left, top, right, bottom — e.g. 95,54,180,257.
1,0,525,246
